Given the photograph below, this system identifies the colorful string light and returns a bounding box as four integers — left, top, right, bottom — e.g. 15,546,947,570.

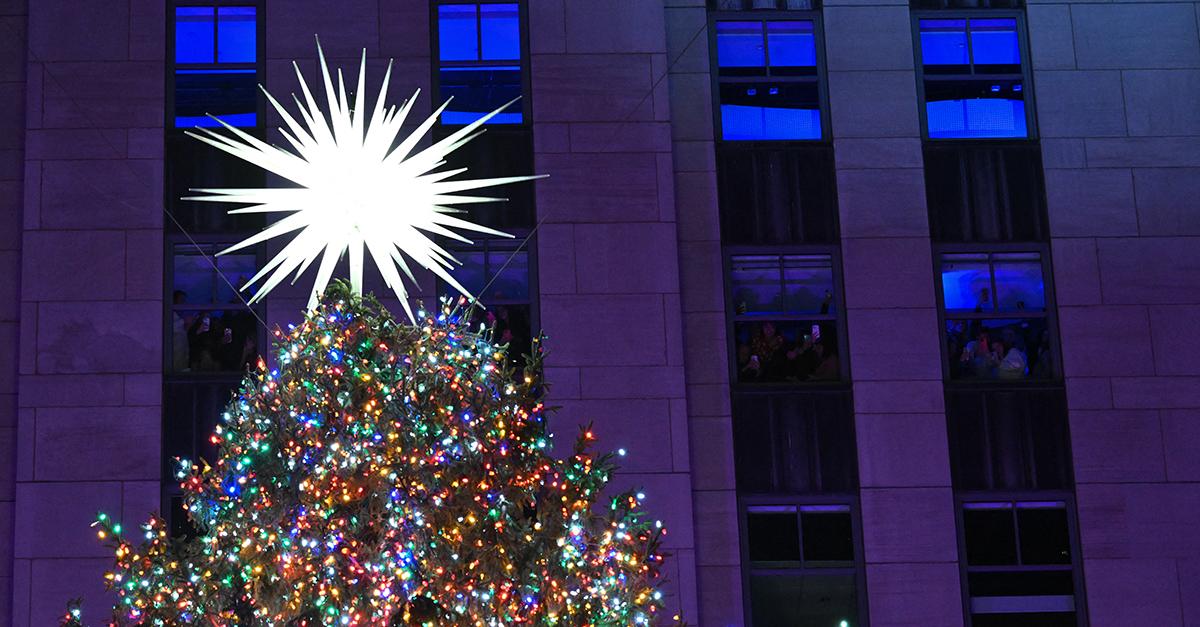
65,282,671,626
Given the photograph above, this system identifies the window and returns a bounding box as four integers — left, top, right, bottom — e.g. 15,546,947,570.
946,388,1072,491
171,4,260,128
959,499,1082,626
713,18,825,140
912,0,1022,9
431,128,536,230
914,15,1032,139
742,501,863,626
733,391,857,493
437,238,537,363
717,144,838,245
729,253,843,383
924,143,1047,243
938,250,1057,381
434,2,525,125
168,242,262,374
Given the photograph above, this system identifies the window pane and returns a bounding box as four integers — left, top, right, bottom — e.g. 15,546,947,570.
216,7,256,63
948,318,1049,380
941,253,992,312
175,69,258,127
447,250,488,297
926,80,1028,139
172,308,260,373
993,253,1045,312
215,254,256,306
485,304,531,360
964,505,1018,565
176,7,215,64
920,19,968,69
485,249,530,302
439,66,523,124
749,574,859,627
801,508,854,565
1018,504,1071,565
720,82,821,140
716,144,839,244
716,21,766,72
480,3,520,60
766,21,816,71
731,255,783,315
970,18,1020,70
782,255,835,314
747,508,801,563
439,4,479,62
734,320,840,383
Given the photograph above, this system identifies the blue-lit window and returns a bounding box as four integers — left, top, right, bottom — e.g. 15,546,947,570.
939,251,1056,381
917,16,1030,139
172,5,259,128
715,19,823,140
436,2,524,125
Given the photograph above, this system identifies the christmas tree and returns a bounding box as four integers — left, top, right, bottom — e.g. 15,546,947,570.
63,282,671,626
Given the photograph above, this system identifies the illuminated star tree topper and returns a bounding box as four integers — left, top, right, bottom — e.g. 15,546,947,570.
186,40,544,322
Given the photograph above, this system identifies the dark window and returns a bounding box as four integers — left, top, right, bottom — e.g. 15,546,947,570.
437,237,537,364
946,388,1072,491
961,500,1081,626
729,253,842,384
939,250,1057,381
711,0,820,9
924,143,1047,243
165,134,266,233
732,391,857,493
172,4,259,128
163,378,241,537
915,15,1033,139
743,503,861,626
713,18,825,140
435,2,524,125
431,128,536,230
717,144,838,245
168,242,262,374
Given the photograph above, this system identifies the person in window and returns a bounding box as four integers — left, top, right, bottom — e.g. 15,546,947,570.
960,328,993,379
820,290,833,315
1031,328,1053,379
172,290,191,372
187,311,222,371
742,321,785,381
809,336,839,381
991,338,1028,380
784,332,819,381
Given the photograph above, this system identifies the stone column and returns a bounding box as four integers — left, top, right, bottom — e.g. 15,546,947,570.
824,2,963,624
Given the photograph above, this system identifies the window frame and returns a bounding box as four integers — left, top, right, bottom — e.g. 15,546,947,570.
932,241,1062,384
724,244,851,388
708,10,831,143
911,10,1038,141
434,229,541,353
163,234,267,379
954,493,1089,627
738,494,870,627
166,0,266,131
430,0,533,127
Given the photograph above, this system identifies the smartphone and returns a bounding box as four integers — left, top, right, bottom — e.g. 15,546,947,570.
811,324,821,342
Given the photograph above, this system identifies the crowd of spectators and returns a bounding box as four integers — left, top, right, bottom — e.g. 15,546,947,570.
735,321,839,383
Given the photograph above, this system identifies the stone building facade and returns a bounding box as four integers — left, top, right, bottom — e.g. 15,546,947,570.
1,0,1199,625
